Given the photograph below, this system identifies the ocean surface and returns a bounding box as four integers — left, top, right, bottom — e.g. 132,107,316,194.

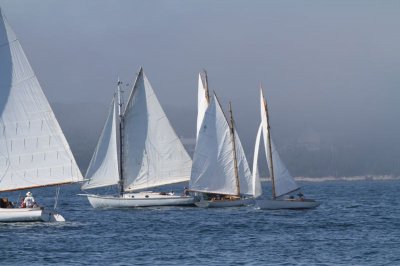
1,179,399,265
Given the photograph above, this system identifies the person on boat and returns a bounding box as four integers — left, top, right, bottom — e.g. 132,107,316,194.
0,198,13,208
19,196,26,208
168,190,175,196
297,192,304,201
0,198,6,208
23,192,37,208
182,187,189,196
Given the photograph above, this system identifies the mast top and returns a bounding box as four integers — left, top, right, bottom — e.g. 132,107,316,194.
200,70,210,103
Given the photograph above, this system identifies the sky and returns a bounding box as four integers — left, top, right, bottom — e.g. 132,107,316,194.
1,0,400,176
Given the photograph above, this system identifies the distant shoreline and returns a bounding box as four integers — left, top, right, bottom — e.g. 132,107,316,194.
260,175,400,182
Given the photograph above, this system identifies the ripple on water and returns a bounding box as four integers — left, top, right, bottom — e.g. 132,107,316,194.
1,180,400,265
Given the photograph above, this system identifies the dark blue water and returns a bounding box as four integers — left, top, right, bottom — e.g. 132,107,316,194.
1,180,399,265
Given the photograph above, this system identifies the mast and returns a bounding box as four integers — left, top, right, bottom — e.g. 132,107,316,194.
229,102,240,197
202,69,210,104
262,87,276,199
117,78,124,195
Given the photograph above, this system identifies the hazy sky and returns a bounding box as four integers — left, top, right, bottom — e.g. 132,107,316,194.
1,0,400,175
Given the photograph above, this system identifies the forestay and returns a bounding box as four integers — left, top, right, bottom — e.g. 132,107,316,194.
82,98,120,189
190,95,239,195
122,69,192,191
260,90,299,197
0,10,83,192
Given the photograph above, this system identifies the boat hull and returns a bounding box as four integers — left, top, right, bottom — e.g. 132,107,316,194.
0,207,65,222
82,193,196,209
195,197,254,208
256,199,320,210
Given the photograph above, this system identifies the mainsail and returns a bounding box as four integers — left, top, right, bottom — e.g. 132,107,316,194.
122,69,192,192
0,9,83,192
82,97,120,189
190,94,253,196
260,89,299,197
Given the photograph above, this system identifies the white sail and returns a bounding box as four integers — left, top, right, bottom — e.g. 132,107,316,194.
0,10,83,192
82,98,120,190
196,71,209,139
122,69,192,191
260,89,299,197
190,94,239,195
251,123,263,198
234,130,254,196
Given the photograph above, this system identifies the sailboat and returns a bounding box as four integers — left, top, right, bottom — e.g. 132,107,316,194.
80,68,195,208
0,9,83,222
190,91,256,208
254,88,320,209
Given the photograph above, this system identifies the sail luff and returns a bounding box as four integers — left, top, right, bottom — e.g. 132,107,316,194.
117,78,124,195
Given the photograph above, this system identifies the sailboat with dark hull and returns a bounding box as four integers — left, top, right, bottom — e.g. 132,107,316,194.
254,88,320,210
0,9,83,222
81,69,195,208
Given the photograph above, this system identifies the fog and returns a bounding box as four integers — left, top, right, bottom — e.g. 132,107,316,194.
2,1,400,176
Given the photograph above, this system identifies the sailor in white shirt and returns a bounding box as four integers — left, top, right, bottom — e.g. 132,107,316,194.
23,191,36,208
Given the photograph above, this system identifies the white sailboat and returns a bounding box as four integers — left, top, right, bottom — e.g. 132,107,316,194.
81,68,195,208
0,9,83,222
254,88,320,209
190,90,256,208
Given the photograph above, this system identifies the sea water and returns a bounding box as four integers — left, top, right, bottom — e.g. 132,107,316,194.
0,180,399,265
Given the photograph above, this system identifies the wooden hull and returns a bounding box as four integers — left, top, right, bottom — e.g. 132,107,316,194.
82,192,196,209
0,207,65,222
256,199,320,210
195,197,254,208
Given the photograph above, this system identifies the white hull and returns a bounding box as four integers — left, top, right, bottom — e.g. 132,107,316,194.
256,199,320,210
0,207,65,222
82,192,196,209
195,197,254,208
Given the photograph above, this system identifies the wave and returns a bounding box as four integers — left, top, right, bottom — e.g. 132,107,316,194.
260,175,400,182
